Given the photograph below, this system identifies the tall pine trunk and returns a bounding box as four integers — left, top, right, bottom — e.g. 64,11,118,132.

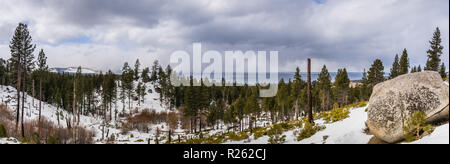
21,72,26,138
16,55,21,135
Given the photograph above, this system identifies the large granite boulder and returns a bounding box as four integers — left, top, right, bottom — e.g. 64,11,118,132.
366,71,449,143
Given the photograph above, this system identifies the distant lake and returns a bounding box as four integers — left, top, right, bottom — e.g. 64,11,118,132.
180,72,388,84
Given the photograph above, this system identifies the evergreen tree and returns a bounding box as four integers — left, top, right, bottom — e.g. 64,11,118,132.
121,62,134,112
417,65,422,72
183,76,198,133
316,65,332,112
389,54,400,79
0,58,7,85
102,70,117,121
359,69,371,100
399,48,409,75
141,67,151,83
425,27,444,71
150,60,159,83
134,59,140,80
136,82,142,106
292,67,305,120
276,79,290,122
37,49,48,72
9,23,36,137
368,59,385,86
411,66,417,73
333,68,350,106
439,63,447,79
36,49,49,126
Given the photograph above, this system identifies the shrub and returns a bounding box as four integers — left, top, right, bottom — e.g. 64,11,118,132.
0,104,13,122
297,122,325,141
358,101,368,107
267,124,286,144
31,132,41,144
0,124,7,138
319,108,350,124
253,127,268,140
46,136,62,144
403,111,435,142
226,131,249,141
277,122,294,130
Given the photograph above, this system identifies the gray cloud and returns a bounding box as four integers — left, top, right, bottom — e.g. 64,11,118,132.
0,0,448,72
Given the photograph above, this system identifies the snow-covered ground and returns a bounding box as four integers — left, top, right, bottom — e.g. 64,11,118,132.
0,137,19,144
225,106,373,144
297,107,373,144
0,84,171,144
1,84,448,144
407,124,449,144
225,105,449,144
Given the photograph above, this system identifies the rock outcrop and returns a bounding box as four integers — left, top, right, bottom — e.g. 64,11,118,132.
366,71,449,143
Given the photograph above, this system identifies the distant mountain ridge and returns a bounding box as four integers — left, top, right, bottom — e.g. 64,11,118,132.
49,67,98,75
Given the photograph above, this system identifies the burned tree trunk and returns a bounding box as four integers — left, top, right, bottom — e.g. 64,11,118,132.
307,58,314,124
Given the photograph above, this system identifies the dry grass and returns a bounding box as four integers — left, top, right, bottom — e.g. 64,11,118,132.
121,109,179,134
0,103,95,144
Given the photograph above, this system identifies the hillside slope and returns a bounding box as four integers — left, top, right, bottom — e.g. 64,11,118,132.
1,84,448,144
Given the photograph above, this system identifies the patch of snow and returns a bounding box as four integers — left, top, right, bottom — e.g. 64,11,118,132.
0,137,19,144
407,124,449,144
297,107,373,144
0,83,170,144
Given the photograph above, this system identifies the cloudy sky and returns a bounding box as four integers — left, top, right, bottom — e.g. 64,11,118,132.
0,0,448,73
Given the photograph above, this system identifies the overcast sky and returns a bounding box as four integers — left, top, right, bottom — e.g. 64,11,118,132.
0,0,448,73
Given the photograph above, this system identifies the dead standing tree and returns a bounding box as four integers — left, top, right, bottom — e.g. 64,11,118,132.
307,58,314,124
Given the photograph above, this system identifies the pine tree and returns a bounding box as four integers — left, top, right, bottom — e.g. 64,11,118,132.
276,79,290,122
417,65,422,72
292,67,305,120
184,76,197,133
411,66,417,73
316,65,332,112
399,48,409,75
9,23,36,137
0,58,7,85
102,70,117,122
389,54,400,79
136,82,142,106
121,62,134,112
334,68,350,106
134,59,140,80
36,49,48,129
141,67,151,83
360,69,370,100
425,27,444,71
150,60,159,83
368,59,385,86
439,63,447,79
37,49,48,72
243,88,259,133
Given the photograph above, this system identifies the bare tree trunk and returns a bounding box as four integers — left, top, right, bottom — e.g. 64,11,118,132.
32,79,35,107
21,72,26,138
307,58,314,123
128,92,131,112
110,101,112,122
73,82,76,125
16,55,21,135
39,79,42,135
